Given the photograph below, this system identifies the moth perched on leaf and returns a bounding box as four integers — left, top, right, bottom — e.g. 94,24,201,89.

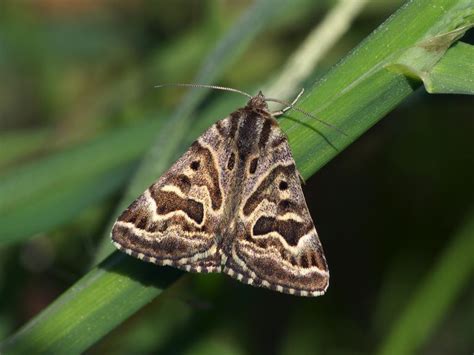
112,88,329,297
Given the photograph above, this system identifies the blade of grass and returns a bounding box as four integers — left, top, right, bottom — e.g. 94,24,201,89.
386,22,474,95
376,209,474,355
0,254,182,354
0,129,52,170
425,41,474,94
2,0,472,353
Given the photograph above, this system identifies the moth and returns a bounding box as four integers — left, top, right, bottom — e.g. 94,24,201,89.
111,89,329,297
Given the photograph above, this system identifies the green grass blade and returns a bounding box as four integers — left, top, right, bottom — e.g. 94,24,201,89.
2,0,471,353
0,254,182,354
376,210,474,355
0,129,51,169
425,41,474,94
384,9,474,95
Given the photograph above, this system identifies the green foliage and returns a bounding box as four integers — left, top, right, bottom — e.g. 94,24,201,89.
424,42,474,94
0,121,161,243
377,210,474,355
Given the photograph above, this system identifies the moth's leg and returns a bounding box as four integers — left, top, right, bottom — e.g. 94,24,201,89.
271,88,305,117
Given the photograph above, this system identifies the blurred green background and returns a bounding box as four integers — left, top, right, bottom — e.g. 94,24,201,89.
0,0,473,354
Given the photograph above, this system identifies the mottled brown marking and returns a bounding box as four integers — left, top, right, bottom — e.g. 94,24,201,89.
252,216,311,246
249,157,258,174
136,217,148,229
258,118,273,149
190,161,200,171
119,208,137,224
237,111,258,159
152,190,204,224
314,246,328,270
113,222,217,266
310,252,318,266
271,135,286,148
118,198,144,223
189,141,223,210
229,112,240,138
243,164,296,216
290,255,298,266
147,222,159,232
234,245,328,291
300,253,309,268
282,249,297,266
252,216,273,236
172,174,191,193
278,180,288,190
227,152,235,170
277,199,298,214
215,120,226,137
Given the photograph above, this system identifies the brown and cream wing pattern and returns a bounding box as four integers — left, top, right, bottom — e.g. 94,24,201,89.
223,121,329,296
112,92,330,297
112,117,236,273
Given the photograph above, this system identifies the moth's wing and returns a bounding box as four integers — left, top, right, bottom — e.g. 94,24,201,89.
225,126,329,296
112,117,234,273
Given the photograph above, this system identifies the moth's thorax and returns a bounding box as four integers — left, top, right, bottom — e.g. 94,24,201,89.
233,109,275,160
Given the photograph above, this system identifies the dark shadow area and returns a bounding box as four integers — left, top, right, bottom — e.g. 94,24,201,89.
282,115,341,152
99,251,184,290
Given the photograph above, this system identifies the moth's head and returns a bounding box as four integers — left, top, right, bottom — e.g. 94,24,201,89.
246,91,269,112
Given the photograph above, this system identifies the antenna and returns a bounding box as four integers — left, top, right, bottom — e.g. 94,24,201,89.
155,84,347,136
154,83,253,99
265,95,348,137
